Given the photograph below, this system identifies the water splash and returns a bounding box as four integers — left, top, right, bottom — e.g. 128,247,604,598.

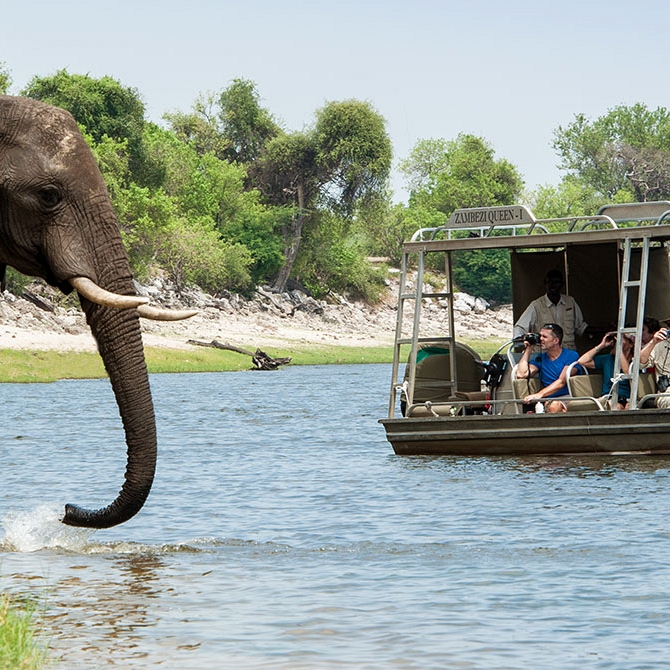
1,504,95,552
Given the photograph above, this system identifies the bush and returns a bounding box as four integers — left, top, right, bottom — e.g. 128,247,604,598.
452,248,511,303
156,217,253,293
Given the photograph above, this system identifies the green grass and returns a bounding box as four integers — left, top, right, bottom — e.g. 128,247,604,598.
0,338,505,383
0,593,47,669
0,344,396,383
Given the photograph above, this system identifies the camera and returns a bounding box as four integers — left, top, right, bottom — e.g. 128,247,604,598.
523,332,541,345
658,374,670,393
662,328,670,338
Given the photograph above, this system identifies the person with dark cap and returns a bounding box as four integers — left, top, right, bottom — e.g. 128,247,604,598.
513,269,587,351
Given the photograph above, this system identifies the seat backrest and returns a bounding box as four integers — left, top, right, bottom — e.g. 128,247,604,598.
569,374,603,397
404,342,482,404
563,360,602,398
638,370,657,399
511,364,541,400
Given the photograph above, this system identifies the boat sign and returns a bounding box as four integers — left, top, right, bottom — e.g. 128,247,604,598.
446,205,535,229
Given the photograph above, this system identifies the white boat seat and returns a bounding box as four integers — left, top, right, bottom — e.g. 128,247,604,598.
566,396,605,411
511,363,541,401
566,362,603,398
403,341,483,406
638,370,657,400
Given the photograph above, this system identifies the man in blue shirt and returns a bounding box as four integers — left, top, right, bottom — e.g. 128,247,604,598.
516,322,581,404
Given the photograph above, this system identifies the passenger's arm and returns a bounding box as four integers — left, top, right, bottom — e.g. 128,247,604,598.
533,372,569,399
620,335,634,374
516,342,538,379
522,365,575,403
639,331,665,367
578,333,615,368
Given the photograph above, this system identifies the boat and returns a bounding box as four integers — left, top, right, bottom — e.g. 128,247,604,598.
379,201,670,456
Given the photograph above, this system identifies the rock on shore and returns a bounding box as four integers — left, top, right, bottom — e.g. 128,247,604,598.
0,276,513,353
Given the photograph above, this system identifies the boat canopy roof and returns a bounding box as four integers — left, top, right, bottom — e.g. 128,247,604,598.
407,201,670,252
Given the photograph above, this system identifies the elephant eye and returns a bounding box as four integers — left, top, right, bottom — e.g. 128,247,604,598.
38,186,63,209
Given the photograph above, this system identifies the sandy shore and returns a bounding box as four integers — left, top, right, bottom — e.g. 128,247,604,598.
0,294,399,353
0,286,512,354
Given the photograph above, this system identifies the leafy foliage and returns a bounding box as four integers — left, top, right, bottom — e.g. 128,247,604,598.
0,61,11,94
552,104,670,200
407,134,523,213
22,70,163,187
525,175,609,219
397,134,523,301
218,78,281,163
292,211,386,301
452,249,511,304
155,217,253,292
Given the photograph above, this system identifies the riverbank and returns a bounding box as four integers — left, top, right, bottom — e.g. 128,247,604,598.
0,278,512,380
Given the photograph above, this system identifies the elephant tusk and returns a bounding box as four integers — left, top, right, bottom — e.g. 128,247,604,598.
70,276,150,309
137,305,199,321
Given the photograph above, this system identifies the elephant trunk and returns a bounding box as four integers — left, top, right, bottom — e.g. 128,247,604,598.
61,302,157,528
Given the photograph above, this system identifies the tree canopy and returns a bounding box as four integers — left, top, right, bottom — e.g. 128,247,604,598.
552,103,670,201
396,134,524,302
11,65,666,304
12,70,393,300
250,99,392,292
0,62,11,95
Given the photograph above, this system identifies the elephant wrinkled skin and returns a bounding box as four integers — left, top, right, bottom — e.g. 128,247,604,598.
0,95,158,528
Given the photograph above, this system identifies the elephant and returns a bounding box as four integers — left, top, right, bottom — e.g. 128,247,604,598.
0,95,195,528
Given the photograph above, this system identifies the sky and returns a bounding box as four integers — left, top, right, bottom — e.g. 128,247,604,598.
4,0,670,202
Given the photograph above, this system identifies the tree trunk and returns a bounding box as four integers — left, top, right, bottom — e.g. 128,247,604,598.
272,183,305,293
187,339,292,370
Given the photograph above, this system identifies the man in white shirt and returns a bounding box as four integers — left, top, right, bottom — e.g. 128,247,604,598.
513,269,587,351
638,324,670,408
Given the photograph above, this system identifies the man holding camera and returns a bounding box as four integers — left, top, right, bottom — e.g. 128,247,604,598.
638,325,670,407
513,269,587,351
515,323,581,405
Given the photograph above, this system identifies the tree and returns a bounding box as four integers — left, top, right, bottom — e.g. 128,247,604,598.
525,175,608,220
400,134,523,302
142,124,284,286
552,104,670,200
0,62,11,94
22,70,161,187
251,99,392,292
399,138,450,193
218,78,281,163
313,100,392,214
408,134,523,214
164,79,280,165
163,92,230,159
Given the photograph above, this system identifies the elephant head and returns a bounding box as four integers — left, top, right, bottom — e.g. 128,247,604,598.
0,95,193,528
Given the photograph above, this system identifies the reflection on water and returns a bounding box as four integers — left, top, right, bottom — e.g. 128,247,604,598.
2,365,670,668
43,553,166,665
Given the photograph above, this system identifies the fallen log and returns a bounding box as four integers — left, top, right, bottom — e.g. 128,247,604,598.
187,339,292,370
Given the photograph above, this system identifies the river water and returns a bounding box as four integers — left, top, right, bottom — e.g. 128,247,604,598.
2,364,670,668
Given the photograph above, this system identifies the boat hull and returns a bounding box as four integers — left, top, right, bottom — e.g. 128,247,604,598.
380,410,670,456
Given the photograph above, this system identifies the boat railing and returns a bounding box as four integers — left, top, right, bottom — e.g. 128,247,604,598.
409,200,670,244
638,393,668,409
403,396,608,417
